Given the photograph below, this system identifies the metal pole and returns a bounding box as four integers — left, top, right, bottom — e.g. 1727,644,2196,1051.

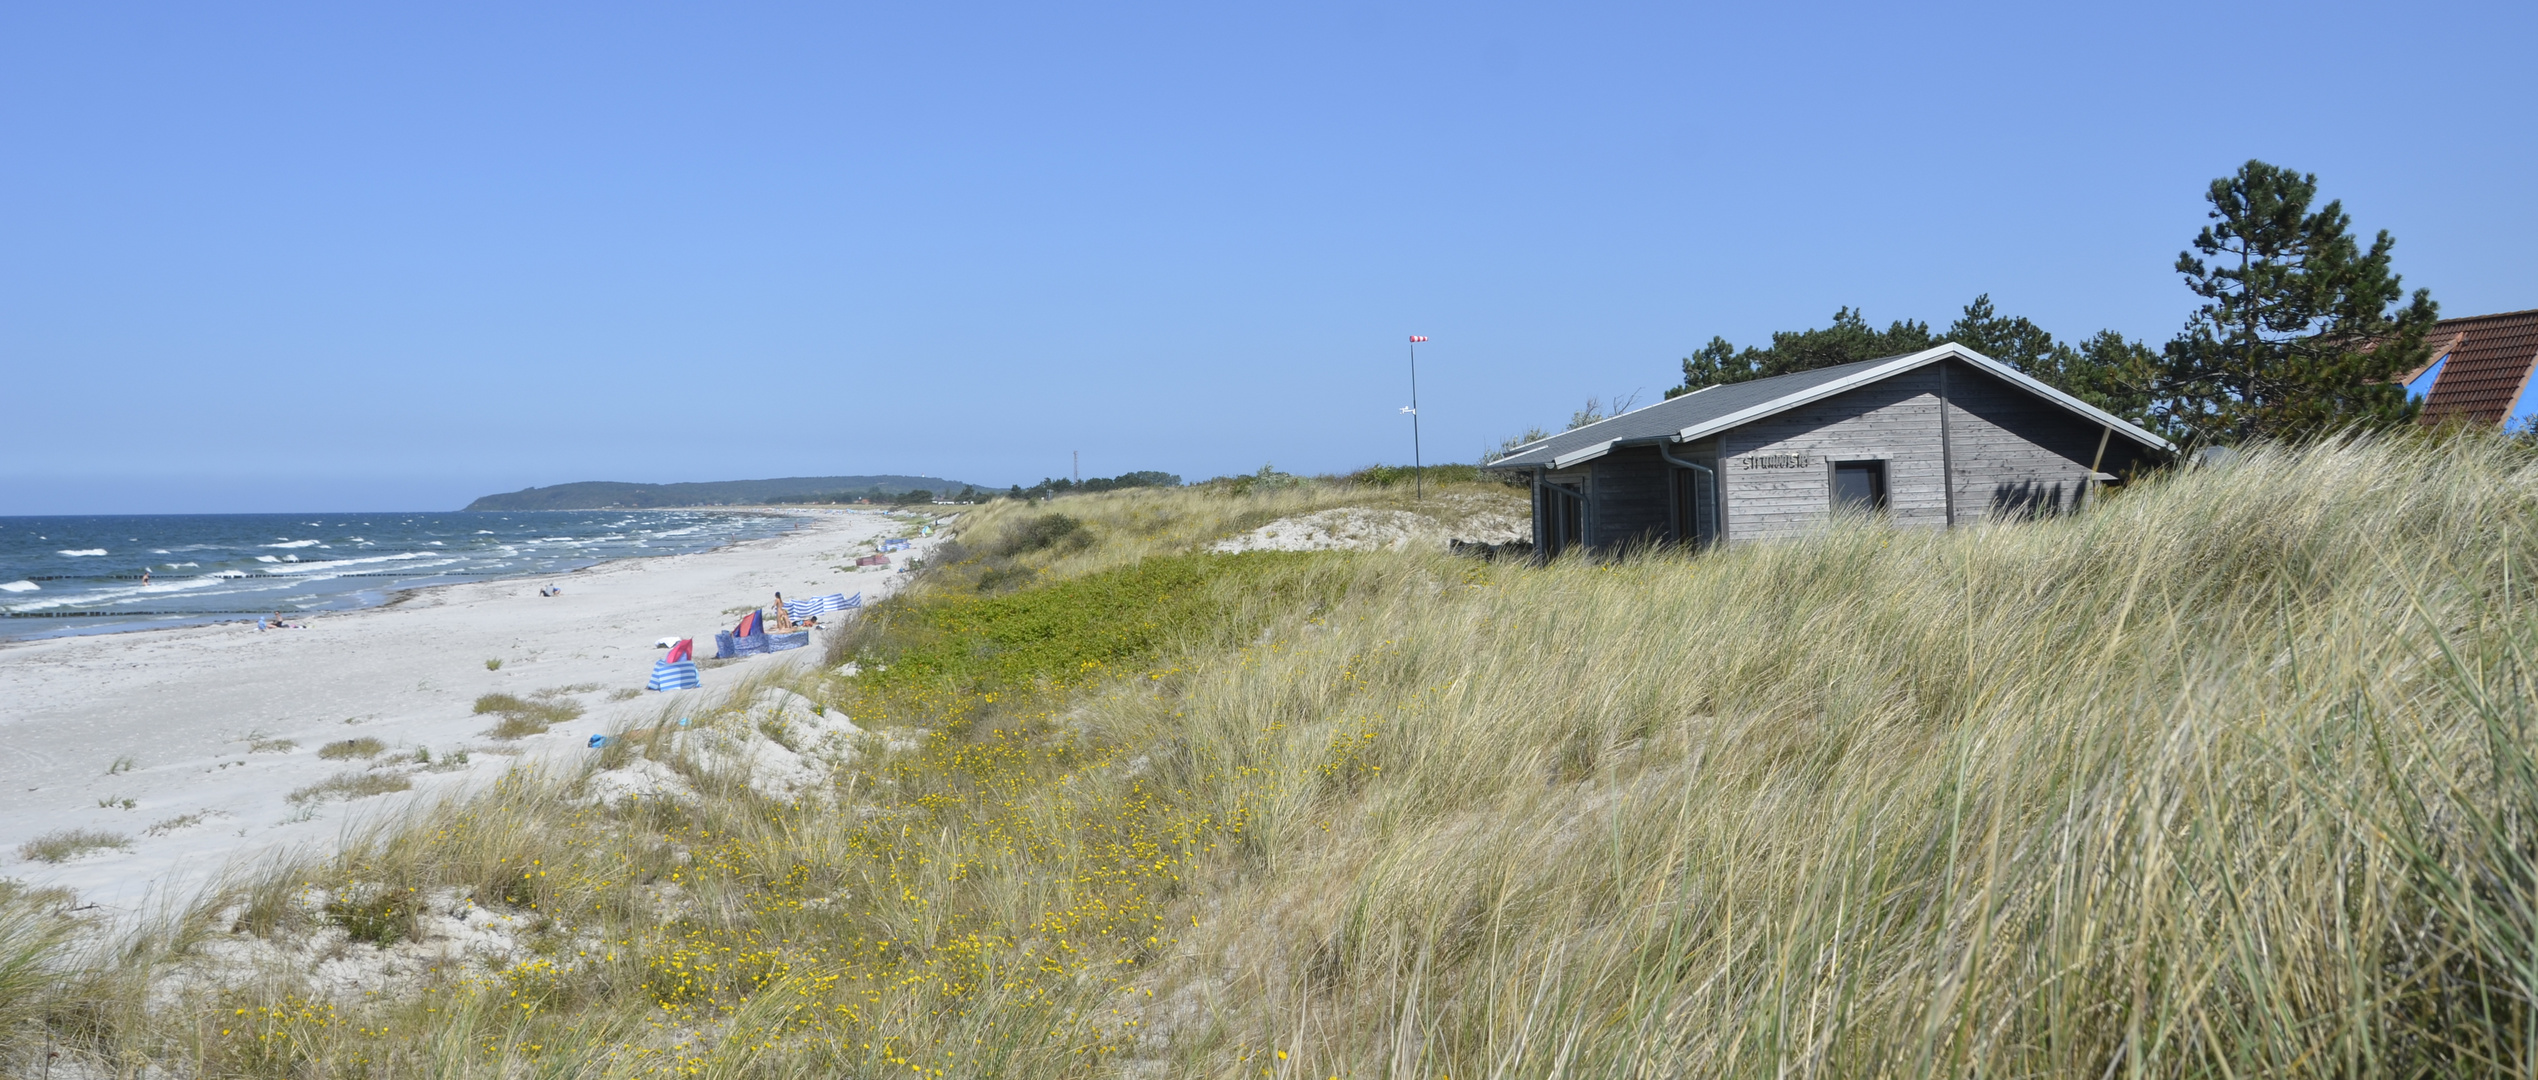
1409,338,1423,500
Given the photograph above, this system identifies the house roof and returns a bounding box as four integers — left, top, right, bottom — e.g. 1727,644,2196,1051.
2402,309,2538,427
1485,343,2174,470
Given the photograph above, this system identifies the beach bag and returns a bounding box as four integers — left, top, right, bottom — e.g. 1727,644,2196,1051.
647,661,700,691
647,637,699,691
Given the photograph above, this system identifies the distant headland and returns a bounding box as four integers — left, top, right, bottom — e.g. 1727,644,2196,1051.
462,475,981,511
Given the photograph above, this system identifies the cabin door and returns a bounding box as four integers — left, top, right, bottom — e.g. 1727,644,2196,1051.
1540,484,1586,557
1670,467,1718,547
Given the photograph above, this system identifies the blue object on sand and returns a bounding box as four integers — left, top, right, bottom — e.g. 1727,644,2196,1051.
646,658,700,691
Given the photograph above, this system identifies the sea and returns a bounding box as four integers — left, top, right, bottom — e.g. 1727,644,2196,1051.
0,510,805,641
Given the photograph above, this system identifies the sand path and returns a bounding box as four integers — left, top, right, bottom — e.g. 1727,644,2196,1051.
0,508,943,919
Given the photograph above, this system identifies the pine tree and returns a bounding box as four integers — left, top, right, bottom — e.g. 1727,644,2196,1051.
1944,295,2160,426
2159,160,2436,445
1670,308,1934,394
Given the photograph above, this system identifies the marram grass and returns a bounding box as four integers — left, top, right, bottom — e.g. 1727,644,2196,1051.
8,440,2538,1077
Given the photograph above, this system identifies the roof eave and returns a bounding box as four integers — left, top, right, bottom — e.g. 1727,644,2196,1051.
1668,344,2176,454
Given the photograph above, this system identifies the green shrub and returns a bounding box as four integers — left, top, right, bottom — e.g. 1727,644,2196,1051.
994,513,1090,558
841,550,1345,729
325,888,416,946
1343,463,1500,487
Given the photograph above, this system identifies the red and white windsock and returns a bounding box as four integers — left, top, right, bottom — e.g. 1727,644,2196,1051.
1408,335,1427,343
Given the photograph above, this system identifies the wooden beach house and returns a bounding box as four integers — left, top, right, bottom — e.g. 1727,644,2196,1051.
1482,343,2174,558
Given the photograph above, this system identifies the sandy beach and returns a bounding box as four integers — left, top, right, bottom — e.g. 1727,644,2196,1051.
0,508,942,919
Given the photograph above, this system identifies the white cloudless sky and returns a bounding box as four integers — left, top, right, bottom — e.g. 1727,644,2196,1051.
2,1,2531,512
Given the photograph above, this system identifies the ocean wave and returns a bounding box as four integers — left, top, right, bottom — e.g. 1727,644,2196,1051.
258,552,461,575
57,549,108,557
1,580,37,593
255,556,280,563
9,573,270,611
264,540,324,549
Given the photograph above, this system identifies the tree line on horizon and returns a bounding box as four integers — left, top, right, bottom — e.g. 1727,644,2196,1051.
1646,160,2443,452
1005,471,1183,501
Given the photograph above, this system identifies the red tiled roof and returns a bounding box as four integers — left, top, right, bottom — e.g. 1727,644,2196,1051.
2410,309,2538,427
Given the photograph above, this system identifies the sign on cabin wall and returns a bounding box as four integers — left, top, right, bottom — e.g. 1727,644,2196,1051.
1735,452,1815,470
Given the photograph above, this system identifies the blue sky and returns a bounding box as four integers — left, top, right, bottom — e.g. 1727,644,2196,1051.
3,1,2531,513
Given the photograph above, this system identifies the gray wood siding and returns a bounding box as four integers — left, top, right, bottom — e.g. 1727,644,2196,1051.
1718,368,1949,541
1588,445,1672,548
1941,361,2101,521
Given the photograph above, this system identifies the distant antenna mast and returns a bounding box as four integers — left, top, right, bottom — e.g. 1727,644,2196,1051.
1073,451,1080,485
1405,336,1429,500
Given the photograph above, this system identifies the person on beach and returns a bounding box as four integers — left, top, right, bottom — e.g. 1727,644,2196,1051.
769,592,796,631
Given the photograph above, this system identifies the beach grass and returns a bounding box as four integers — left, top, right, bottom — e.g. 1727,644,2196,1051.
285,771,413,804
14,441,2538,1075
17,829,130,864
143,812,211,836
245,736,296,754
472,691,584,739
317,737,387,760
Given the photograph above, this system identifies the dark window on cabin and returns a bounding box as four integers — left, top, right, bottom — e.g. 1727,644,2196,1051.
1831,461,1887,513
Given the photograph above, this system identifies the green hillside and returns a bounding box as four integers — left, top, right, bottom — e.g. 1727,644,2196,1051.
461,474,977,510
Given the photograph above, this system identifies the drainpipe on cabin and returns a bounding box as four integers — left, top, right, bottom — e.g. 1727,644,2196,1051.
1655,441,1720,548
2085,425,2112,511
